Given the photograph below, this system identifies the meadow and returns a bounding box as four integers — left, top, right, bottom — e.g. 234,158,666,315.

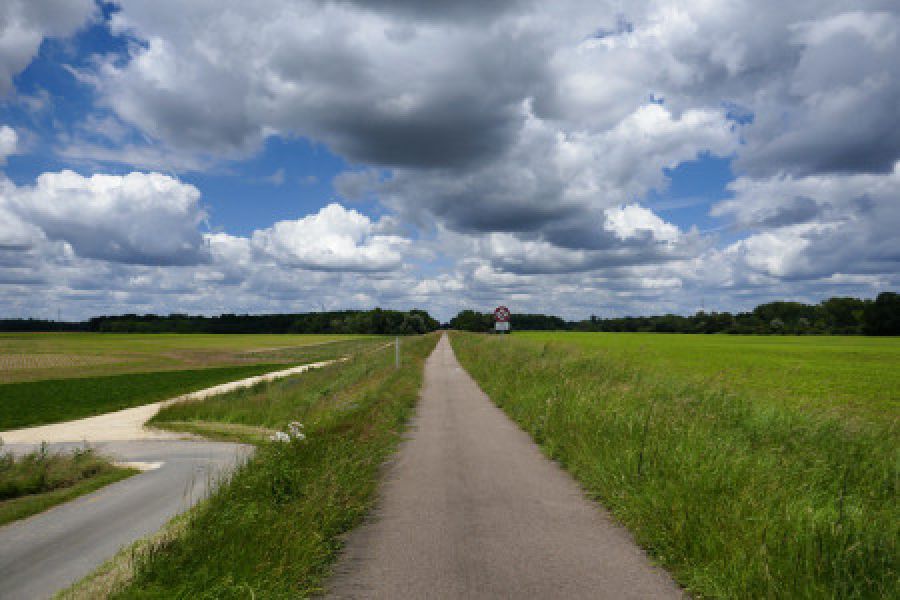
61,333,439,598
0,335,385,430
451,331,898,599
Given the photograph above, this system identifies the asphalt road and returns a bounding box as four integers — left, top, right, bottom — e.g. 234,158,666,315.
327,335,681,599
0,440,251,600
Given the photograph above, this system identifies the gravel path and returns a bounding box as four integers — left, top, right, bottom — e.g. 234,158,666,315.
327,335,682,599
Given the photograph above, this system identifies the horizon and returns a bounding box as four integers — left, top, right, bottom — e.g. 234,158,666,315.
1,1,899,322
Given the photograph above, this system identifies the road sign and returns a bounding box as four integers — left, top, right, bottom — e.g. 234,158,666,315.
494,306,511,333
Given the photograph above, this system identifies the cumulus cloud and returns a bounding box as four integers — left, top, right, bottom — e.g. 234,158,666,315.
715,163,900,281
0,0,95,94
3,0,900,320
2,170,209,266
252,203,409,272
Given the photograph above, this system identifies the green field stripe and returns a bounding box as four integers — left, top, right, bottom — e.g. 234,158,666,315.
0,364,289,430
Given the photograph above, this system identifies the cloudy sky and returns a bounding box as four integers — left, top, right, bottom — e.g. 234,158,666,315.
1,1,898,321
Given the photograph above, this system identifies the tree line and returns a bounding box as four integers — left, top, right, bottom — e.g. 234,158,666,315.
449,292,900,336
0,309,440,335
2,293,898,335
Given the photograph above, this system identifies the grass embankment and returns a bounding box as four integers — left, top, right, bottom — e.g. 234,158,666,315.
450,332,897,599
76,334,439,598
0,444,137,526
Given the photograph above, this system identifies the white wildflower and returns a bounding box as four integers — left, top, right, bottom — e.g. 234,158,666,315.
287,422,306,440
269,431,291,443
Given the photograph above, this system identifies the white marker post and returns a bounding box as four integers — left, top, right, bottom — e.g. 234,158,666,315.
395,336,400,368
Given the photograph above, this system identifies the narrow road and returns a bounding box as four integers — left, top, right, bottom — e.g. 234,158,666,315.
327,335,681,599
0,440,251,600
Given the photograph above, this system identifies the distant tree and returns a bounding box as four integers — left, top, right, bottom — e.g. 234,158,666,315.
862,292,900,335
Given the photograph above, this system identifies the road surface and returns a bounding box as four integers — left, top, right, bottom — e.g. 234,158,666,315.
0,440,251,600
327,335,681,599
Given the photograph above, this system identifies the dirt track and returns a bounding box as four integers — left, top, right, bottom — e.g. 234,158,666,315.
327,335,681,599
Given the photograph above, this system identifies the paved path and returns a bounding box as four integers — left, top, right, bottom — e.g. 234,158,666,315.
327,335,681,599
0,440,251,600
0,360,335,598
0,359,334,444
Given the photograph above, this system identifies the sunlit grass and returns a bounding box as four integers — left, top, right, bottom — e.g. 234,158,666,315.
100,334,439,598
451,332,898,599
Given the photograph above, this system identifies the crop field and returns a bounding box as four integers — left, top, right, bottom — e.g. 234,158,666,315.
0,333,371,384
451,332,898,599
0,334,386,429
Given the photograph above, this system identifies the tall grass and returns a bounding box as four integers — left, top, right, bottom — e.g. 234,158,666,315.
108,334,438,598
450,332,898,599
0,443,136,525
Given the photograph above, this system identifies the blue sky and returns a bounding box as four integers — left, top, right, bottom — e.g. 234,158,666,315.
0,1,897,320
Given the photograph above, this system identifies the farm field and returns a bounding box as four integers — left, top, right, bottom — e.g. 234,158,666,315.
0,333,373,384
0,334,386,429
450,332,898,599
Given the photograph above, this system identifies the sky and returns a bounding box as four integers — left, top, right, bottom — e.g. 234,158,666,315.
0,0,898,322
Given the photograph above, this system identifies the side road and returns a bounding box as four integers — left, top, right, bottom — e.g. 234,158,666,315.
327,335,681,599
0,440,251,600
0,358,335,599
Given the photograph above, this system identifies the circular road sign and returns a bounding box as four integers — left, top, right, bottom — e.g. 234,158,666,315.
494,306,511,322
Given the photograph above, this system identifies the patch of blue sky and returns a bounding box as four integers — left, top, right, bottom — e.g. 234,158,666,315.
646,153,735,237
186,137,355,236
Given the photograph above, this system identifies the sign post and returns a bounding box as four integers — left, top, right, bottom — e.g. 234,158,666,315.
493,306,511,334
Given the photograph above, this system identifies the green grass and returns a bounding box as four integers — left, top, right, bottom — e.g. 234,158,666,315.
450,332,898,599
0,444,138,525
99,333,439,598
518,332,899,421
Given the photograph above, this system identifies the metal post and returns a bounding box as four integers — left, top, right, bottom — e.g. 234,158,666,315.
395,336,400,368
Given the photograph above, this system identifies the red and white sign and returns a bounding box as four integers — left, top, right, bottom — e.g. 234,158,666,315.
494,306,511,322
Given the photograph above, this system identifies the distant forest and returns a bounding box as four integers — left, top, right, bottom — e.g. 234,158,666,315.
2,293,898,336
449,292,900,336
0,309,440,335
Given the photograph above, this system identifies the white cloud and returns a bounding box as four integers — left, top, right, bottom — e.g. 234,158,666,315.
0,125,16,162
0,0,95,94
251,203,409,272
3,170,208,265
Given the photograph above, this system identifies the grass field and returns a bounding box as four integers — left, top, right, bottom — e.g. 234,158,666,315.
450,332,898,599
0,444,137,526
519,332,900,421
0,336,386,430
61,334,439,598
0,333,372,384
